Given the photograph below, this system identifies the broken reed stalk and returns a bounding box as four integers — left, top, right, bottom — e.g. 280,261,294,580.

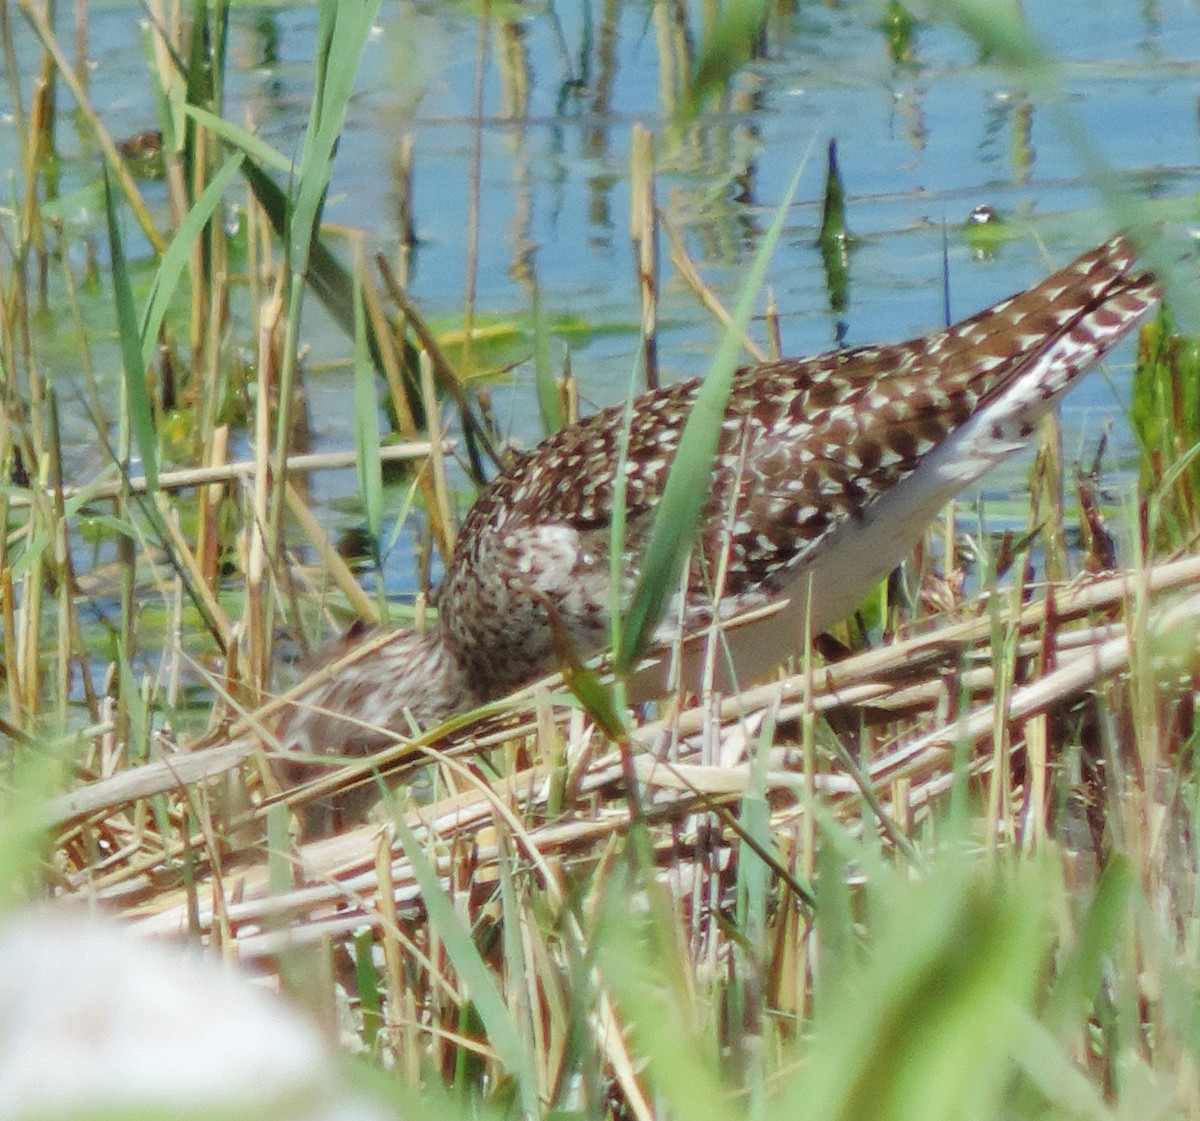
630,123,660,390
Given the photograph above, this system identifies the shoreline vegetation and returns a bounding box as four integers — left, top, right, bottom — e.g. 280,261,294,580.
5,2,1200,1119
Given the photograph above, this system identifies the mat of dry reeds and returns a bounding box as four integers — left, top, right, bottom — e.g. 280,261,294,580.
47,548,1200,943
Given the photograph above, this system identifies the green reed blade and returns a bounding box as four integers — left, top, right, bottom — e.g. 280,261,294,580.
392,812,540,1116
102,169,158,495
615,150,811,674
140,151,244,370
353,256,383,565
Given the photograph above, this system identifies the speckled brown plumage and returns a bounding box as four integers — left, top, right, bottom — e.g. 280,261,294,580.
275,234,1159,823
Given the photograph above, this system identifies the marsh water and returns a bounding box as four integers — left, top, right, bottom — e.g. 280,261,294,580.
8,1,1200,595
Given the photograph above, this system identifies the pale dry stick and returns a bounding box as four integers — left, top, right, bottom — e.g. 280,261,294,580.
247,291,284,698
419,353,456,553
45,629,412,830
0,4,26,140
852,601,1200,796
60,609,1175,1031
418,754,652,1121
373,831,410,1063
373,253,504,476
17,1,163,251
48,401,82,725
358,259,455,563
165,571,183,711
6,442,448,507
117,717,850,941
651,597,1195,844
144,0,186,227
632,750,857,798
17,495,44,718
50,688,495,838
151,748,655,1120
698,432,755,707
661,209,769,363
117,761,784,1047
1126,551,1161,837
283,481,378,624
457,0,489,396
140,747,544,923
985,617,1017,848
123,764,648,941
867,602,1185,841
394,133,417,287
651,0,688,114
642,553,1200,746
862,620,1128,716
630,124,660,389
49,736,258,837
1022,710,1050,853
765,287,783,360
195,425,229,586
154,491,233,652
635,605,1195,823
245,166,267,413
200,232,231,446
46,554,1200,833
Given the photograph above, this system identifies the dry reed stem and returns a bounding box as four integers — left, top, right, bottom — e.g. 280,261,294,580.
661,209,769,363
6,442,448,507
630,123,660,390
45,553,1200,953
43,552,1200,839
283,481,379,623
18,1,163,252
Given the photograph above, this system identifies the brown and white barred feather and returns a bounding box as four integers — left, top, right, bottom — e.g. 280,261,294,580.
274,234,1159,827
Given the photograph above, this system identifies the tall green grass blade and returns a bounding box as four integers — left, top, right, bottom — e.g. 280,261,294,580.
770,857,1051,1121
615,152,810,673
187,103,497,474
1041,853,1134,1043
0,744,69,909
102,169,158,494
353,255,383,567
353,928,383,1047
239,157,358,338
687,0,769,115
290,1,380,277
392,814,539,1115
96,169,230,653
1008,1012,1111,1116
262,0,383,600
532,278,564,436
558,660,628,741
236,147,432,450
597,868,728,1117
182,104,294,174
1132,308,1200,549
139,151,244,369
287,0,379,289
181,0,215,196
813,816,857,1018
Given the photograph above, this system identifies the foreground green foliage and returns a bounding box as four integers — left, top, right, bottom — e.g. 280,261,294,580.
2,1,1200,1120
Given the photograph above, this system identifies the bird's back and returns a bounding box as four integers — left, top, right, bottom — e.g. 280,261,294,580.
438,234,1158,700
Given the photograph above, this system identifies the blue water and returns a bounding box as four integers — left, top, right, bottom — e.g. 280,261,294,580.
5,0,1200,588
